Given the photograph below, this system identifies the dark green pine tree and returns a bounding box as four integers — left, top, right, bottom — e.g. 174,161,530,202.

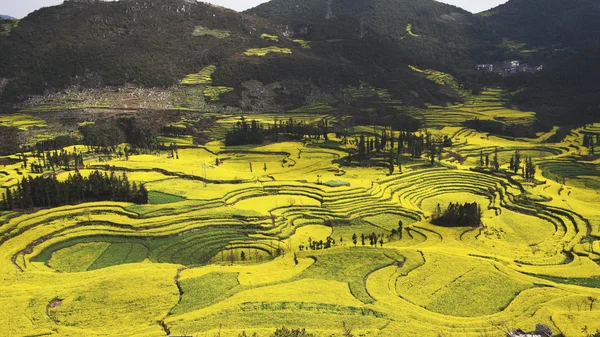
138,184,149,204
493,147,500,171
5,188,14,210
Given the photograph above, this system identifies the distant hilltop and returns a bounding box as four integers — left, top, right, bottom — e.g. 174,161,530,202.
0,15,16,20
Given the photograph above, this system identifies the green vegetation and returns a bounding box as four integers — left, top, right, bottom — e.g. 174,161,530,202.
405,24,421,37
172,272,239,314
244,47,293,57
181,65,216,85
2,0,600,336
192,26,231,39
292,39,310,49
298,249,403,304
261,34,279,42
148,191,186,204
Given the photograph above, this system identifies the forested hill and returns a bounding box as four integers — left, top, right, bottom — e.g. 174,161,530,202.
481,0,600,61
510,47,600,125
0,0,460,114
0,0,276,104
247,0,497,71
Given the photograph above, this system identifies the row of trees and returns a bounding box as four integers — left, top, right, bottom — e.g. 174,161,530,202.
432,202,482,227
509,150,537,179
583,134,599,155
351,232,384,247
1,170,148,210
79,117,158,151
25,148,84,172
478,148,501,171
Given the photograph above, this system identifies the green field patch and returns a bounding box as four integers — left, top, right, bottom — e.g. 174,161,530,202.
88,243,148,270
525,274,600,288
540,161,600,183
297,248,403,303
395,254,533,317
48,242,110,272
363,213,417,231
148,191,186,205
192,26,230,39
171,272,240,315
33,228,254,269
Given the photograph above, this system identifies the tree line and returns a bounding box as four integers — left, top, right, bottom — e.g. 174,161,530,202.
583,133,599,155
509,150,537,179
225,117,331,146
2,170,148,210
432,202,482,227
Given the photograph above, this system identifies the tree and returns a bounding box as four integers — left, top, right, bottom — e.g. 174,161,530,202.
352,233,357,246
430,144,437,166
582,236,595,256
5,188,14,210
241,251,246,261
388,151,395,175
479,150,485,167
341,321,354,337
264,163,267,172
492,147,500,171
588,296,597,311
514,151,521,174
138,184,149,204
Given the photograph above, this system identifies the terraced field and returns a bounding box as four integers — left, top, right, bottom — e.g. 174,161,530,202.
0,111,599,337
409,88,537,127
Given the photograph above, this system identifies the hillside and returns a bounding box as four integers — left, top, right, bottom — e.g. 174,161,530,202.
247,0,497,70
481,0,600,62
510,47,600,126
0,15,15,20
0,0,459,117
0,0,276,104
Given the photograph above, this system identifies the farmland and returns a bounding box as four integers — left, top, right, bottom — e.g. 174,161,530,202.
0,100,599,337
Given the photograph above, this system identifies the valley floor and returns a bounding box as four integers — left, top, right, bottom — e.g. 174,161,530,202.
1,118,600,337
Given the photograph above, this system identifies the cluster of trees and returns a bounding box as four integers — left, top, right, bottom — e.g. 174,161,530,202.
432,202,482,227
25,148,84,173
79,117,158,151
0,126,21,156
238,327,316,337
583,133,599,155
27,135,79,152
224,117,331,146
298,236,336,251
353,130,452,162
351,232,384,247
509,150,537,179
1,170,148,210
225,118,265,146
478,148,501,171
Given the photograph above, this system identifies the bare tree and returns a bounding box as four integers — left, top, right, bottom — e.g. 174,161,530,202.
341,321,354,337
589,296,597,311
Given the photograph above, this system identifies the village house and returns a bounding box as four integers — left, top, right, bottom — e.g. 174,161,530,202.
507,324,552,337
